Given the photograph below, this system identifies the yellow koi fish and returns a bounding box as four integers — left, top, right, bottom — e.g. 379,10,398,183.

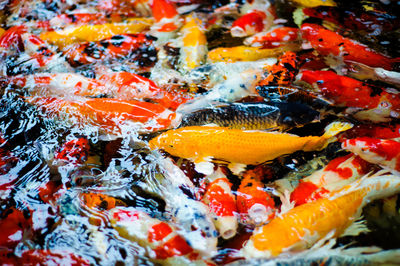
242,171,400,258
290,0,336,8
40,18,153,48
149,122,352,171
207,45,298,63
179,15,207,71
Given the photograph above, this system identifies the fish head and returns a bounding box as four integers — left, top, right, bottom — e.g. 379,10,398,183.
277,102,320,127
342,137,386,165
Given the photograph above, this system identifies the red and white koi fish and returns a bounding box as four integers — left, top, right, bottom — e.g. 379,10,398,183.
298,70,400,122
9,72,188,110
110,207,208,264
242,171,400,258
150,0,182,41
236,169,276,225
289,154,371,206
230,0,275,37
245,27,300,48
202,167,238,239
301,23,400,70
343,137,400,174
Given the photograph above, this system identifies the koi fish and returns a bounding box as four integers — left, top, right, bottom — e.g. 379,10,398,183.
40,18,153,48
202,167,238,239
179,15,207,72
179,102,320,131
152,154,218,255
242,171,400,258
290,0,336,8
109,207,206,264
54,137,90,165
302,6,400,34
150,0,181,40
149,121,352,173
177,68,264,114
343,137,400,174
299,70,400,122
11,72,187,110
258,51,299,87
27,97,178,134
300,23,400,70
0,207,32,248
0,250,90,265
231,11,268,37
208,45,295,63
244,27,300,48
339,124,400,140
236,169,276,225
289,154,371,206
346,62,400,88
64,34,157,68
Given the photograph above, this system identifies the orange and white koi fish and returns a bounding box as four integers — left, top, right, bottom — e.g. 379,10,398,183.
298,70,400,122
202,167,238,239
244,27,300,48
149,121,352,173
110,207,207,264
27,97,178,134
343,137,400,174
242,171,400,258
300,23,400,70
236,169,276,225
289,154,371,206
339,124,400,140
150,0,181,41
40,18,153,48
179,15,207,72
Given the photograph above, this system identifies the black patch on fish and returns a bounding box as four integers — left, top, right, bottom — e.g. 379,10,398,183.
83,43,103,59
108,35,126,47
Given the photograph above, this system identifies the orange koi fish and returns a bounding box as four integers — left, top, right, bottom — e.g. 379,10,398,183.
299,70,400,122
0,207,32,248
64,34,157,68
301,23,400,70
236,169,276,225
27,97,178,133
289,154,371,206
245,27,300,48
110,207,208,263
149,122,352,172
242,171,400,258
202,168,238,239
290,0,336,8
343,137,400,174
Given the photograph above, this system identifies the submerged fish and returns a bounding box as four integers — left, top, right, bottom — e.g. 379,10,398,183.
179,102,320,130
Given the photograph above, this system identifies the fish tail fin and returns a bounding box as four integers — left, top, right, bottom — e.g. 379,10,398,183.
322,121,353,139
